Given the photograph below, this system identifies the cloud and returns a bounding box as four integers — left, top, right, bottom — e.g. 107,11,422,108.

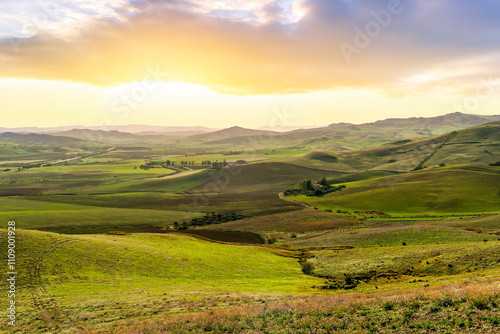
0,0,499,95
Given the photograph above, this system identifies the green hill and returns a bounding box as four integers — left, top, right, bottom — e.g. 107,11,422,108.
0,229,319,333
188,162,344,193
283,121,500,174
292,166,500,214
0,132,97,148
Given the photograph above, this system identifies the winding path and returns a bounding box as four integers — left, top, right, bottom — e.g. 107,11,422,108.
278,192,312,209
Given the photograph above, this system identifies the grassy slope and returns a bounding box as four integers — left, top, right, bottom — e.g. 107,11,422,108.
292,167,500,214
188,162,343,193
0,197,202,233
0,229,321,333
205,208,359,233
283,122,500,174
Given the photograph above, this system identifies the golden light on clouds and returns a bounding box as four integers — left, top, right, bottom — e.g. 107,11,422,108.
0,0,499,126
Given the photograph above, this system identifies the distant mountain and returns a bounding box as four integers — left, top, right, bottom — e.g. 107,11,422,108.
85,125,216,134
189,126,280,143
0,125,216,134
54,129,148,144
256,125,321,132
283,120,500,173
2,113,499,149
0,132,95,148
370,112,500,128
273,112,500,149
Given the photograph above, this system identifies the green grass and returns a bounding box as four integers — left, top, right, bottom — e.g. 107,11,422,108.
436,214,500,232
292,167,500,214
0,229,321,333
289,225,499,248
189,162,343,193
0,197,202,233
308,241,500,281
31,160,175,174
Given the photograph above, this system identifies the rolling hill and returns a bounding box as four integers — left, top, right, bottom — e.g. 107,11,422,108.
282,121,500,173
54,128,169,144
183,112,500,150
0,229,320,333
292,166,500,214
0,132,97,148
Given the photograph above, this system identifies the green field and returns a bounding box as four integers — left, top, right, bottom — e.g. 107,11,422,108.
0,229,321,333
2,120,500,333
0,197,202,233
291,167,500,214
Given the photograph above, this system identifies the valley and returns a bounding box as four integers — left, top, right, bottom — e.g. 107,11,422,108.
1,113,500,333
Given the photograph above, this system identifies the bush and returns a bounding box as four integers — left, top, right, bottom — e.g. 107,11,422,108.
437,297,454,308
383,301,395,311
267,237,277,244
301,261,314,274
472,298,490,310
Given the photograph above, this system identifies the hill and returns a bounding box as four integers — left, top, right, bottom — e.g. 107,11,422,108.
292,166,500,214
0,132,97,148
187,161,344,193
283,121,500,173
54,128,169,144
189,126,280,143
0,229,320,332
276,112,500,150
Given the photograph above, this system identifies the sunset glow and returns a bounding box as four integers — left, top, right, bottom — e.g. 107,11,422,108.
0,0,499,127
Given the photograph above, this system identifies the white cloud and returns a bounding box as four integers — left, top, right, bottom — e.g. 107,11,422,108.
0,0,128,39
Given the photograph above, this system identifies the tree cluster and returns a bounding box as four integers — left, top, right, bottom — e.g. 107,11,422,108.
284,177,346,197
173,212,249,230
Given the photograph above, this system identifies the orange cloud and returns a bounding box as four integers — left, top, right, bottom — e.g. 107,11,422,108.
0,0,499,95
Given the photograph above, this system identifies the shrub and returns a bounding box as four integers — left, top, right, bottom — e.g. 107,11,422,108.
472,298,490,310
267,237,277,244
382,301,395,311
437,296,454,308
301,261,314,274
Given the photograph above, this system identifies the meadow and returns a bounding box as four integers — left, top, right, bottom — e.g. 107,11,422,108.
0,229,321,333
291,167,500,215
1,121,500,333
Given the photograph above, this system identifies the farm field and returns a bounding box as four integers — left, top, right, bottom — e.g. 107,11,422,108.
3,0,500,329
1,119,500,333
0,229,322,333
290,166,500,215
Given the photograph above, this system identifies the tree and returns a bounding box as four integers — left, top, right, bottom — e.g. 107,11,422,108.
300,180,313,191
318,177,329,187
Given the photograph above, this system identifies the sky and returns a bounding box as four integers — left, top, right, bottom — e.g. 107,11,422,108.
0,0,499,128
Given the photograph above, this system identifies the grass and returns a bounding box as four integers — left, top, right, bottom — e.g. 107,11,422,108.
30,159,175,174
292,167,500,214
437,215,500,232
188,162,343,193
2,124,500,333
0,197,203,233
0,229,322,333
86,278,500,333
306,241,500,281
288,225,499,248
204,208,358,233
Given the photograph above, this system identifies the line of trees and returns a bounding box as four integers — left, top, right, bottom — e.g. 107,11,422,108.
141,159,229,169
173,212,249,230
